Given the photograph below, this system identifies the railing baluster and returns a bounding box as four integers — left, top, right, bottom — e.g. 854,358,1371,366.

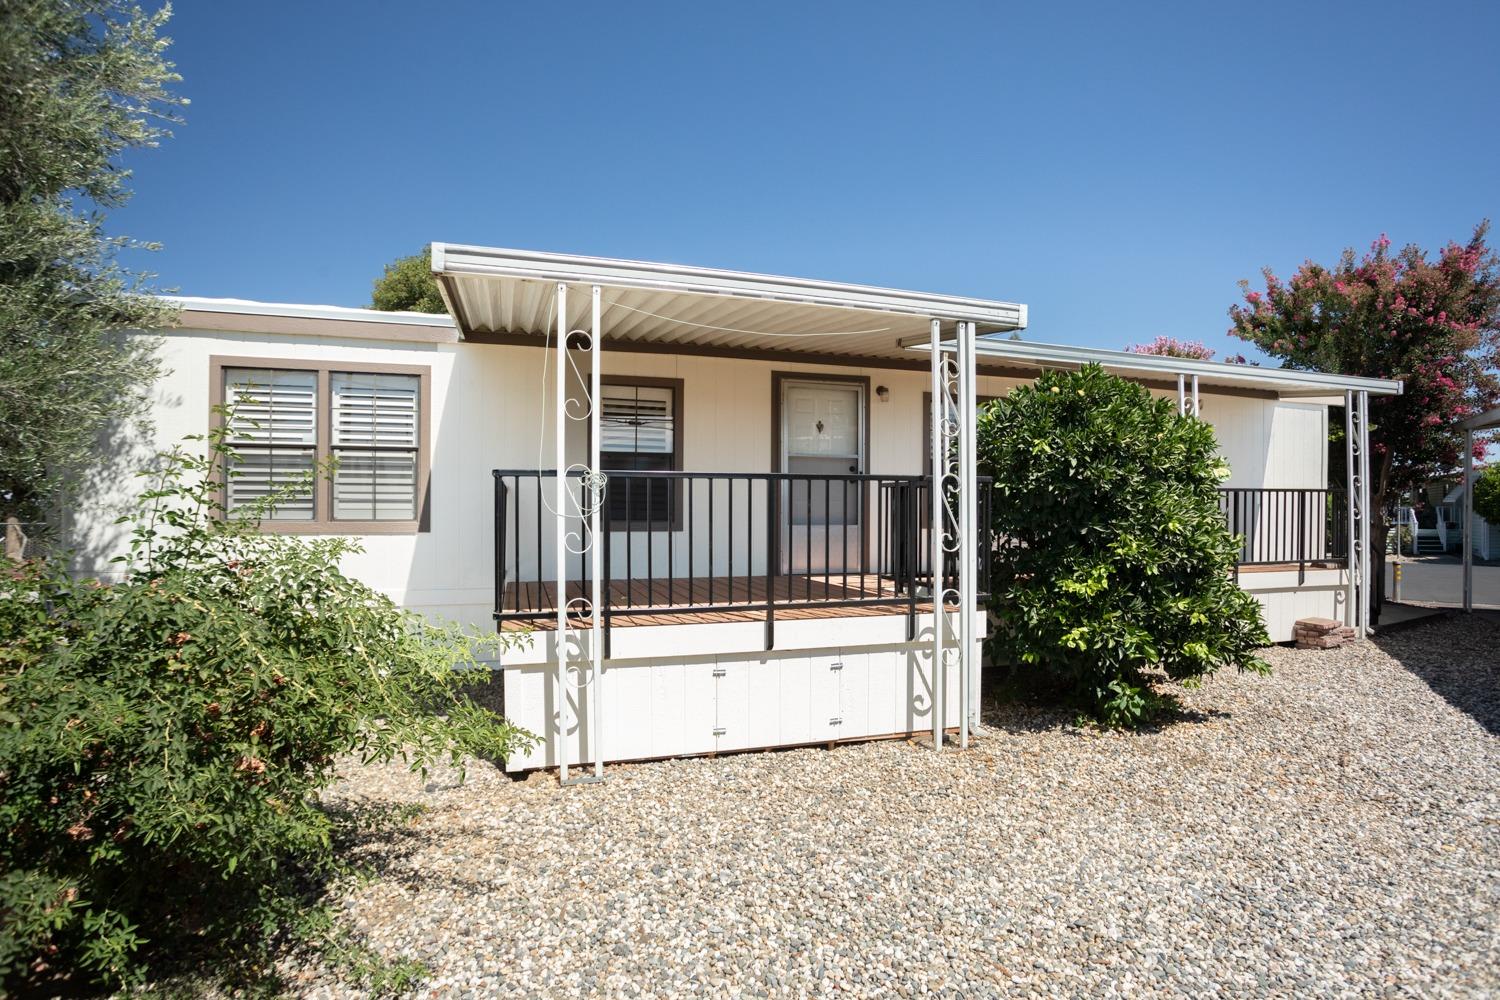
535,473,543,612
501,473,513,620
708,479,715,607
603,481,612,658
766,477,777,649
647,476,655,608
625,473,634,608
804,477,812,604
667,476,675,608
728,475,735,605
820,477,829,600
688,476,696,606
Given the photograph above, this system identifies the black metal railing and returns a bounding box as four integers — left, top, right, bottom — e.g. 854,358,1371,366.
1217,487,1348,580
493,470,994,651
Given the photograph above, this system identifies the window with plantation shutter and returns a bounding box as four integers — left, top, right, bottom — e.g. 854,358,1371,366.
213,358,429,533
599,379,682,528
331,372,420,521
223,368,318,520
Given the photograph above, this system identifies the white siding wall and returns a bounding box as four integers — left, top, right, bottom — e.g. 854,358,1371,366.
69,328,1329,639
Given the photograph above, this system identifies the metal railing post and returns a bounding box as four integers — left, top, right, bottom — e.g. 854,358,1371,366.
765,477,777,650
494,474,507,623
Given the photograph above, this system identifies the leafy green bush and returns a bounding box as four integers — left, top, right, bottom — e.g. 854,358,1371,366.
0,426,532,991
1473,464,1500,526
978,364,1270,727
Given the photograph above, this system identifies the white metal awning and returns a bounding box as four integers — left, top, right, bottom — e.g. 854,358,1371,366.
1463,406,1500,431
910,335,1405,399
431,243,1027,360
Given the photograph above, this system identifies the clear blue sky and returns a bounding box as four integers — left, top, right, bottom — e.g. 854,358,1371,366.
112,1,1500,356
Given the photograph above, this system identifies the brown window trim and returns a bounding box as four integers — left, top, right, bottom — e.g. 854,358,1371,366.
208,355,432,535
596,375,685,531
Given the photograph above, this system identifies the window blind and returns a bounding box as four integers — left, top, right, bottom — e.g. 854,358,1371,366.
330,372,420,521
601,383,677,525
601,385,673,455
223,368,317,520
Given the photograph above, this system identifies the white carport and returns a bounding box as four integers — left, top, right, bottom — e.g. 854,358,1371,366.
1462,406,1500,612
432,244,1025,781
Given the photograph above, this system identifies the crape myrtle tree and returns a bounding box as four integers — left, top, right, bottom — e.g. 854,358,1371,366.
1125,335,1216,360
978,364,1270,728
1229,225,1500,614
0,0,185,523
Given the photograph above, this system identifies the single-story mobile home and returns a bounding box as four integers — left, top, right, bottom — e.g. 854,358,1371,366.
66,246,1402,777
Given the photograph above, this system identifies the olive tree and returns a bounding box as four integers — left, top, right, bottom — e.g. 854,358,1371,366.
0,0,185,523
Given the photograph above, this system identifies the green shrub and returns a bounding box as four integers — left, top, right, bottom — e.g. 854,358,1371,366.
978,364,1270,726
0,426,533,991
1474,464,1500,526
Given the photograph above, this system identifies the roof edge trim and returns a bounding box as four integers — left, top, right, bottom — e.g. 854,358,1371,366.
906,337,1403,396
165,295,457,328
431,243,1027,330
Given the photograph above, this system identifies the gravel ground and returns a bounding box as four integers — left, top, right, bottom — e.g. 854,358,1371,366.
297,615,1499,999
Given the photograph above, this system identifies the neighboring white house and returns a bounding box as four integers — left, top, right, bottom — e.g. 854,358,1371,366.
1444,468,1500,560
64,246,1402,775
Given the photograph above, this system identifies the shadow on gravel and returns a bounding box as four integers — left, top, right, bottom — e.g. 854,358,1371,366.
1372,614,1500,736
979,695,1230,736
321,799,433,881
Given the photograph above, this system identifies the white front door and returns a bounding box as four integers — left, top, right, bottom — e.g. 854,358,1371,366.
781,381,865,575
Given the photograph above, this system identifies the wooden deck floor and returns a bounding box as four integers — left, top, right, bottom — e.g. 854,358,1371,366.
499,573,930,630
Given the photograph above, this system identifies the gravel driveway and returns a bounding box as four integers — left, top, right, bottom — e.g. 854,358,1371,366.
306,615,1499,998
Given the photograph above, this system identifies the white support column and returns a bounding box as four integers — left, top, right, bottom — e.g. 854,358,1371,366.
1190,374,1200,416
588,285,604,778
553,283,570,781
1358,390,1372,637
956,320,977,750
1344,391,1357,629
929,318,945,750
1463,428,1474,613
1177,373,1187,416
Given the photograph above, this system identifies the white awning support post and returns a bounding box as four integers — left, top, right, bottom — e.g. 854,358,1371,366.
1344,390,1357,630
588,285,604,779
1358,390,1372,636
1344,390,1372,638
1177,373,1187,416
956,320,978,749
1191,374,1200,416
929,318,946,749
554,283,606,786
1463,427,1474,613
554,283,570,781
